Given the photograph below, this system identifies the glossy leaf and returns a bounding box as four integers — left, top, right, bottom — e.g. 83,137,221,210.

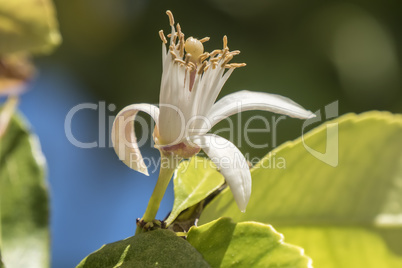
187,217,312,268
200,111,402,267
77,229,210,268
165,157,225,226
0,0,61,54
0,114,49,267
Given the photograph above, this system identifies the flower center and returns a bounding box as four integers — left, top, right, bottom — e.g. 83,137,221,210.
159,10,247,79
159,141,201,158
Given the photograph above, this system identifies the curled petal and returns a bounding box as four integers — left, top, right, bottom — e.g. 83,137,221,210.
206,90,315,130
111,104,160,176
189,134,251,212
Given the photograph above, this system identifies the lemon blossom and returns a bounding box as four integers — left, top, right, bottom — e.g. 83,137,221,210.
112,11,315,214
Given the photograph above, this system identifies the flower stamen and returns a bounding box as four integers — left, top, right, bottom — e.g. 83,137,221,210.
199,37,210,43
198,52,209,63
225,63,247,69
187,62,196,72
176,24,185,57
198,61,208,74
174,58,186,65
221,47,229,60
161,11,246,76
169,50,177,59
166,10,174,26
159,30,167,44
223,35,228,49
229,50,241,56
222,54,234,67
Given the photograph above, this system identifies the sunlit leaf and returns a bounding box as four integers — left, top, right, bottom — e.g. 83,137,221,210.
0,0,61,54
187,217,312,267
0,114,49,267
165,157,225,227
77,229,210,268
200,111,402,267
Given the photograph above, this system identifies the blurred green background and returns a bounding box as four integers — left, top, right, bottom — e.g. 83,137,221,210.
43,0,402,158
25,0,402,266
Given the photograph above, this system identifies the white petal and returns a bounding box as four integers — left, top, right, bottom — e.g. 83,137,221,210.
206,90,315,129
201,67,234,115
189,134,251,212
158,64,191,145
111,104,160,176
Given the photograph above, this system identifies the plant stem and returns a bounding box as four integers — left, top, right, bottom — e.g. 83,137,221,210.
136,154,180,234
0,96,19,139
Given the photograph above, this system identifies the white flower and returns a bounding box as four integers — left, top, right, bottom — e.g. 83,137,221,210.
112,11,315,212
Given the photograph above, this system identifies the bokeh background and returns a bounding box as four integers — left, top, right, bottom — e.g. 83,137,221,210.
17,0,402,267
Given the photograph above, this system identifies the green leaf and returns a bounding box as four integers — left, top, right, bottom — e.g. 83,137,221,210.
165,157,225,226
200,111,402,267
0,0,61,55
0,114,49,267
77,229,211,268
187,217,312,268
0,251,4,268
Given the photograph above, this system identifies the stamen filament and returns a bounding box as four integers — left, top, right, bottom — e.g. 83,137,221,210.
166,10,174,26
209,49,221,57
198,61,208,74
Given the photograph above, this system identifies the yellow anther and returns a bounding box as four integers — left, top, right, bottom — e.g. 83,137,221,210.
187,62,196,72
223,35,228,49
232,63,246,68
166,10,174,26
170,50,177,59
225,63,246,68
198,52,210,63
221,47,229,59
159,30,167,44
209,50,222,58
229,50,241,56
221,54,233,67
179,36,185,57
176,24,184,53
210,57,220,63
185,37,204,63
199,37,210,43
174,59,186,65
198,61,208,74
